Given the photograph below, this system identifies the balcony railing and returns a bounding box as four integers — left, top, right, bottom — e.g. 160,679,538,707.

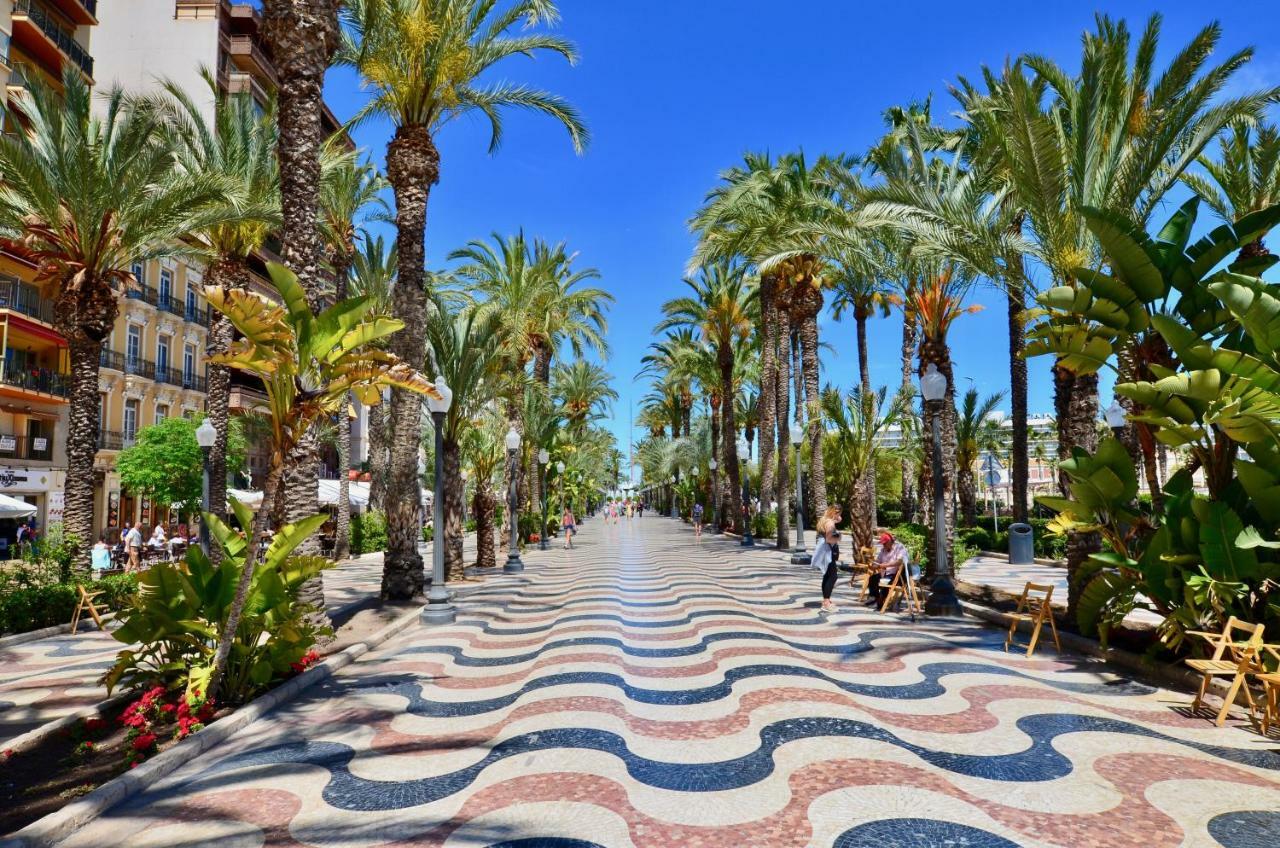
0,277,55,324
97,430,122,451
13,0,94,78
185,304,210,327
157,294,185,318
0,432,53,461
0,365,68,397
126,284,158,306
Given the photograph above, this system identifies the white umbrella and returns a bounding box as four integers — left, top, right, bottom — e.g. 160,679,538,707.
227,488,263,508
0,493,36,519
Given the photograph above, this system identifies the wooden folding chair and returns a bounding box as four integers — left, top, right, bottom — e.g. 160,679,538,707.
851,546,875,599
1184,617,1266,727
1004,582,1061,657
70,584,113,635
1258,645,1280,736
878,561,922,616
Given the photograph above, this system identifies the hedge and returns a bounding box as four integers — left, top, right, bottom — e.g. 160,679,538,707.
0,572,138,636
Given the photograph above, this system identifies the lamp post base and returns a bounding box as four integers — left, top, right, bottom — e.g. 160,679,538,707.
539,538,548,551
924,575,964,617
504,553,525,573
420,591,456,624
790,550,810,565
741,533,754,547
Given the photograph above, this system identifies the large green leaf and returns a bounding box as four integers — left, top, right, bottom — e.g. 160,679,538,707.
1236,459,1280,524
1154,196,1199,257
1081,206,1166,301
1193,500,1260,582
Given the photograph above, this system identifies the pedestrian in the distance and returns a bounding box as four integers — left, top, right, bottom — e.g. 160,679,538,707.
562,506,577,549
692,501,704,538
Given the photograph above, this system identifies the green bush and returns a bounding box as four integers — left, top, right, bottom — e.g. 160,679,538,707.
96,572,139,611
350,510,388,555
752,511,778,539
878,506,904,527
518,512,540,544
464,518,476,533
0,582,77,634
421,524,433,543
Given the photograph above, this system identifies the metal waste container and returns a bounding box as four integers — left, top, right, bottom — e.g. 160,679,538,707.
1009,523,1034,565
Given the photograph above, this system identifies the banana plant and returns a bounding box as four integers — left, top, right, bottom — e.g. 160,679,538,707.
203,261,437,702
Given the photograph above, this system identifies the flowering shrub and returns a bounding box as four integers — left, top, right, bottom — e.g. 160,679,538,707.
117,685,216,766
289,650,321,675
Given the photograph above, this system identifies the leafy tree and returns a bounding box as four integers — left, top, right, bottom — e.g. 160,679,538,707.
118,417,248,516
955,387,1006,527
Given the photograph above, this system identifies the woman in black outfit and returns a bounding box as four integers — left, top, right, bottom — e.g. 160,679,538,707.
812,526,841,612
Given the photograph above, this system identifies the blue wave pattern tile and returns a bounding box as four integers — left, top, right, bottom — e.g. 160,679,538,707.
51,517,1280,848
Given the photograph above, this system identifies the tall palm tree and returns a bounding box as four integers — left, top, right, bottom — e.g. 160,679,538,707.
319,149,389,560
658,262,754,531
1182,120,1280,257
553,360,618,435
156,71,279,536
339,0,587,600
821,385,908,553
530,239,610,384
638,330,698,437
955,387,1006,527
0,69,240,571
423,292,501,578
908,268,979,574
462,404,507,569
349,233,397,509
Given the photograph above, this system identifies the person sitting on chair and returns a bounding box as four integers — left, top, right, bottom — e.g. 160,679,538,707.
867,531,908,607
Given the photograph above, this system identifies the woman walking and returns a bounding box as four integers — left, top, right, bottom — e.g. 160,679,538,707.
692,501,704,538
562,506,577,549
810,524,842,613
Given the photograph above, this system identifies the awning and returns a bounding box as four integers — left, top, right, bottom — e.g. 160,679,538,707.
228,481,426,511
0,492,37,519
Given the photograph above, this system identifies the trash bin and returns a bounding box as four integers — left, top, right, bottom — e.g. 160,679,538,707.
1009,522,1034,565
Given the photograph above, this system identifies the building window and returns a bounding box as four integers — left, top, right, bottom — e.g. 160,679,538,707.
0,30,11,67
131,261,145,285
124,399,139,445
159,268,172,302
183,343,195,385
126,325,141,367
155,404,168,424
185,286,197,320
157,334,170,373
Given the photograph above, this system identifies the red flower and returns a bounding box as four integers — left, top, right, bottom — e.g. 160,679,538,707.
160,703,176,714
132,733,157,752
84,717,108,733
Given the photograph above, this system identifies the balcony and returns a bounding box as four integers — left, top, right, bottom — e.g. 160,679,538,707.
185,304,210,326
99,349,155,380
0,432,53,461
174,0,218,20
157,293,185,318
126,284,158,307
227,34,277,84
46,0,95,26
225,71,269,104
97,429,122,451
155,367,206,393
12,0,94,79
0,365,67,398
0,277,55,325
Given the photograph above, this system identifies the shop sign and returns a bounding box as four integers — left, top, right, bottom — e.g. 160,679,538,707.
0,436,14,452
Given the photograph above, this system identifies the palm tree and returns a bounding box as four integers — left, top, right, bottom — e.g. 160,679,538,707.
462,405,507,569
821,385,908,553
339,0,587,600
908,268,979,574
423,292,501,579
155,71,279,537
955,387,1006,527
349,233,397,509
0,69,241,571
319,149,389,560
530,239,610,384
204,262,435,700
658,262,754,530
553,360,618,435
639,330,699,438
1182,120,1280,257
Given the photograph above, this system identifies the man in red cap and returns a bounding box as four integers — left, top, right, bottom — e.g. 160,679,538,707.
867,530,908,607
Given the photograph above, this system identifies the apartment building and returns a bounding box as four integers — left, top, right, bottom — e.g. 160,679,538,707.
0,0,95,536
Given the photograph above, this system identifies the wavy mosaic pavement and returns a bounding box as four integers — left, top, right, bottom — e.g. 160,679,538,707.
52,518,1280,848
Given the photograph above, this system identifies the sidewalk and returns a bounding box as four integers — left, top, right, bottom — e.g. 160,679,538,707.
958,552,1162,626
0,535,473,749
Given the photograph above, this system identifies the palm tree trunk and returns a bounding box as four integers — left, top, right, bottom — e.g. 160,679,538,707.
381,124,438,601
203,256,249,544
774,327,791,549
262,0,337,564
800,308,826,517
443,436,464,581
709,394,721,528
331,250,355,562
473,481,496,568
368,400,388,510
854,308,877,539
500,399,522,551
958,462,978,526
64,337,104,574
1054,362,1100,626
899,303,918,519
718,352,741,532
1007,277,1030,523
757,275,779,509
918,345,958,579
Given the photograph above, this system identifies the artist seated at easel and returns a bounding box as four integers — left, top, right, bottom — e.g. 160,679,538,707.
866,531,908,607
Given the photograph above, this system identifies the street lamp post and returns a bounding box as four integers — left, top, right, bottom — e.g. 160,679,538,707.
789,422,809,564
504,427,524,573
556,460,566,529
921,363,961,616
737,434,753,546
670,471,679,519
423,376,456,624
537,449,550,551
709,458,720,534
690,465,698,525
195,418,216,557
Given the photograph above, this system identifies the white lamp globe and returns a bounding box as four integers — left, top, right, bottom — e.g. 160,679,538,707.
537,448,549,465
195,418,217,448
504,428,520,451
709,458,717,471
920,363,947,402
736,435,748,456
789,422,804,446
556,460,565,473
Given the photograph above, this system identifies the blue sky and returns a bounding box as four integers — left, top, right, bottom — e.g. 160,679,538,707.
322,1,1280,460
